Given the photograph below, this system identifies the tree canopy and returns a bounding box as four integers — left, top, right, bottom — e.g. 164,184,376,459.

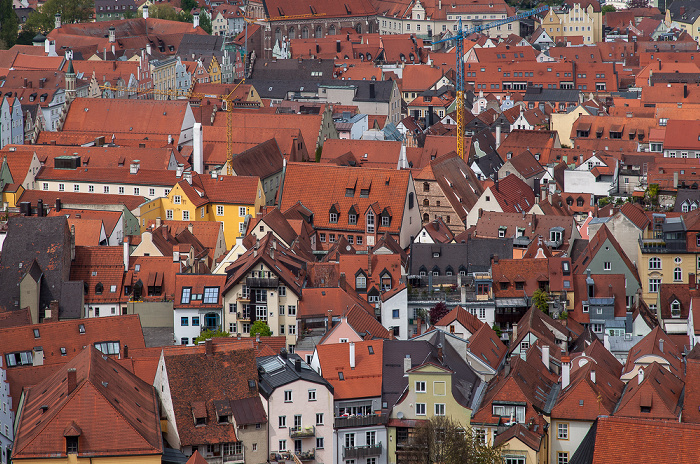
193,328,230,344
24,0,95,34
401,416,503,464
0,0,18,49
429,301,450,326
250,320,273,337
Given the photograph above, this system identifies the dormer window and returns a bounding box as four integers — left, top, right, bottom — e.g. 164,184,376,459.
349,213,357,225
66,436,79,454
95,282,103,295
381,272,392,291
381,215,390,227
366,211,375,233
330,212,338,223
356,272,367,290
671,300,681,318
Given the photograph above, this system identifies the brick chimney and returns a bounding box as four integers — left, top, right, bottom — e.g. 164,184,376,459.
67,368,77,395
205,338,213,357
339,273,346,291
416,317,422,336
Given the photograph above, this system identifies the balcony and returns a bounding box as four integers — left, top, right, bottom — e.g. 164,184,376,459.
334,414,385,428
297,449,316,461
223,453,245,463
639,237,687,253
246,276,279,288
289,425,316,438
344,443,383,459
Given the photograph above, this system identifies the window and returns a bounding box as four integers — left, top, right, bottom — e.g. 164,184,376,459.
649,257,661,270
674,267,682,282
95,341,120,355
558,452,569,464
217,205,224,216
239,207,247,217
381,216,390,227
279,305,285,315
356,274,367,290
316,413,324,425
505,458,525,464
192,316,199,326
416,403,426,415
288,305,296,316
181,317,189,326
366,212,375,233
181,287,191,304
74,184,80,192
366,431,376,446
183,211,189,220
279,286,286,296
316,437,324,449
671,300,681,318
133,187,140,195
149,188,155,196
392,309,399,318
284,390,292,402
66,437,79,454
604,262,611,271
345,433,355,448
289,324,296,335
59,183,65,191
649,278,661,293
279,416,286,428
330,212,338,223
203,287,219,304
278,440,287,451
557,422,568,440
435,403,445,415
88,185,95,193
592,323,604,333
308,389,316,401
42,182,48,190
174,195,181,204
5,351,33,367
415,381,426,392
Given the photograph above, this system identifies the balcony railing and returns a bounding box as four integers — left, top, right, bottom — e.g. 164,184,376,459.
223,453,245,463
297,449,316,461
246,276,279,288
289,425,316,438
334,414,386,428
344,443,383,459
639,237,687,253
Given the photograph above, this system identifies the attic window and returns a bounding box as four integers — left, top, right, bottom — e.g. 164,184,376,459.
248,379,257,389
368,345,374,355
79,324,85,334
95,282,104,294
60,347,67,356
33,329,40,338
338,371,345,380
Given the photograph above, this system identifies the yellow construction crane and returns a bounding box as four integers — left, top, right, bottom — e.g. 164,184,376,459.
100,80,246,176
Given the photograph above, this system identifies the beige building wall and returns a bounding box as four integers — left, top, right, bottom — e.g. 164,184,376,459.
551,106,590,147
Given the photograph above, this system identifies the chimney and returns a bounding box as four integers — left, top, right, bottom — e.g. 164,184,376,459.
45,300,60,322
176,164,184,177
173,250,179,263
336,40,341,52
70,225,75,261
193,12,200,29
143,5,149,18
542,345,550,368
123,345,128,358
531,213,537,230
193,122,204,174
280,347,288,359
256,333,260,343
109,26,116,43
638,367,644,384
183,171,193,184
437,343,443,363
590,369,596,384
561,355,570,388
659,338,664,353
349,342,356,369
674,171,679,189
495,125,501,149
37,199,44,217
23,77,27,87
121,237,129,271
205,338,213,357
55,13,61,28
684,84,689,98
403,354,411,373
146,42,152,55
369,83,376,99
339,273,346,291
67,368,77,395
367,249,373,276
295,359,302,371
494,171,499,192
691,273,697,290
327,310,333,331
156,217,162,228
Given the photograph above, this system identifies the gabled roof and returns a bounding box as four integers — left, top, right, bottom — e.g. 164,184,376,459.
418,218,455,243
257,353,333,398
552,361,624,421
493,423,543,451
70,246,125,304
12,346,162,459
163,345,265,446
620,202,651,230
429,152,484,220
507,150,545,179
300,286,375,319
174,274,226,309
317,339,383,400
466,323,508,371
489,174,537,213
230,138,284,179
623,326,683,380
614,362,684,420
572,224,640,283
435,305,484,336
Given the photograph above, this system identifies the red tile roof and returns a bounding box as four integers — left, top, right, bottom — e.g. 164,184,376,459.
18,189,147,212
70,246,126,305
317,340,383,400
300,287,374,319
435,306,483,335
466,323,507,370
552,361,624,421
490,174,536,213
174,273,226,309
623,326,684,380
12,346,162,459
615,362,683,420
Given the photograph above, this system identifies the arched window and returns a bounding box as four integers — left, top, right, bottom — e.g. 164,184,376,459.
302,27,309,38
423,213,429,222
577,197,584,207
693,203,698,211
355,23,362,33
328,25,336,35
288,26,296,39
674,267,682,281
95,282,103,295
315,25,323,38
275,28,282,43
423,199,429,207
408,192,414,209
649,257,661,270
671,300,681,317
366,52,372,60
356,274,367,290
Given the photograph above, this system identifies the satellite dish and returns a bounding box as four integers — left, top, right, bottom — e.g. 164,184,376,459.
397,412,404,419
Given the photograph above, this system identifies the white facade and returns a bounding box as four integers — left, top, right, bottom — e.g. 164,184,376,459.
86,300,125,318
550,419,593,464
36,177,173,202
263,377,334,464
380,287,408,339
563,170,613,196
0,358,13,464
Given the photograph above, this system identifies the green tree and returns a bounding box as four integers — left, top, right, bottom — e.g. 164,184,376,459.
123,9,138,19
532,288,550,314
0,0,18,49
492,324,502,337
402,416,503,464
429,301,450,326
250,320,272,337
602,5,616,14
181,0,197,12
646,183,659,207
193,328,230,344
198,11,212,34
24,0,95,33
148,3,180,21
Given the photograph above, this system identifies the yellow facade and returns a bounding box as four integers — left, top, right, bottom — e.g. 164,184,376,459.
541,3,602,44
637,247,698,307
139,179,265,249
15,455,161,464
208,56,222,83
2,184,24,208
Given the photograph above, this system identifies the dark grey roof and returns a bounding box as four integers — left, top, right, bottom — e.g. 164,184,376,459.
351,80,394,103
247,78,395,103
0,216,80,319
251,59,334,81
668,0,700,23
523,86,580,103
409,238,513,276
246,79,320,99
568,419,598,464
673,188,700,212
230,396,268,425
569,238,590,263
381,338,482,411
257,353,333,398
177,34,225,57
231,138,284,179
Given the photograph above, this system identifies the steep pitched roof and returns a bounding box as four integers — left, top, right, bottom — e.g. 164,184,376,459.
466,323,508,371
614,362,684,420
12,346,162,459
552,361,624,421
70,246,125,305
490,174,537,213
317,340,383,400
435,305,484,335
623,326,683,380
